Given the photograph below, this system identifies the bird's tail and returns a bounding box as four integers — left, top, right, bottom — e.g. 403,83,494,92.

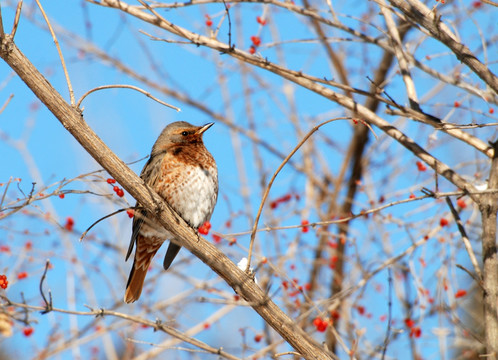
124,236,161,303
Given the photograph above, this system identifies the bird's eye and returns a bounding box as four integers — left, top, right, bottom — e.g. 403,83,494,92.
181,131,188,136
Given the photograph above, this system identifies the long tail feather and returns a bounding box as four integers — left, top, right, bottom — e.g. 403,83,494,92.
124,235,162,303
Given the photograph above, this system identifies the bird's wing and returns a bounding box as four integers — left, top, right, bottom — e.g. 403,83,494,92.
125,151,166,261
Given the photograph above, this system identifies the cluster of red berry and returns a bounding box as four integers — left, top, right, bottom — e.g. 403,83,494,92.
312,316,328,332
0,274,8,289
404,318,422,338
107,178,124,197
198,221,211,235
248,16,267,54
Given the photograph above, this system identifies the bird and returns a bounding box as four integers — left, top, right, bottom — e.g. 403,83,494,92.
124,121,218,303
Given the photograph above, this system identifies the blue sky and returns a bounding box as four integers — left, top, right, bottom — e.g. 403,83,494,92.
1,0,497,359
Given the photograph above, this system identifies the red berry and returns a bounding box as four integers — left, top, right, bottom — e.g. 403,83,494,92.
250,36,261,46
0,274,8,289
65,217,75,231
301,220,310,233
404,318,415,328
454,101,460,108
409,193,416,199
416,161,427,172
330,310,340,320
17,272,28,280
356,305,365,315
254,334,264,342
198,221,211,235
249,46,256,54
439,218,449,227
312,317,328,332
113,186,119,192
116,188,124,197
281,194,292,203
256,16,267,25
212,234,222,243
206,19,213,27
23,327,34,337
455,289,467,298
490,108,495,114
126,209,134,218
410,326,421,338
107,178,116,184
316,317,328,331
472,1,482,8
58,193,65,199
203,323,210,329
457,198,467,208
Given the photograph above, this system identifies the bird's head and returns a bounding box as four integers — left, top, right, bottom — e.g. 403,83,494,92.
155,121,214,149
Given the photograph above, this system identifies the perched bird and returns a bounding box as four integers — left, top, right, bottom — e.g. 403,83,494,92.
124,121,218,303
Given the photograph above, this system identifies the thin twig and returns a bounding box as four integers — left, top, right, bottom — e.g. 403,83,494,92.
246,117,351,271
76,84,181,111
0,93,13,115
381,268,393,360
226,187,496,239
39,260,53,314
456,264,484,289
10,1,22,39
0,4,5,38
34,0,75,105
222,0,232,48
445,197,483,282
79,207,134,242
139,29,191,44
378,0,420,110
274,351,302,357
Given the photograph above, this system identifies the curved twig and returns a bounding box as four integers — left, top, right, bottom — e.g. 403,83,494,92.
79,207,136,242
245,117,353,271
76,84,181,111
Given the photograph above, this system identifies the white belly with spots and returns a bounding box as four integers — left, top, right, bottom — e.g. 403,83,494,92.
166,164,218,228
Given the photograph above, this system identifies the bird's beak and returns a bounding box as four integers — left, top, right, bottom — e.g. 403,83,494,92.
197,122,214,135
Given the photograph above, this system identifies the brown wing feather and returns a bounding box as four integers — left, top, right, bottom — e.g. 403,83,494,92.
126,151,166,261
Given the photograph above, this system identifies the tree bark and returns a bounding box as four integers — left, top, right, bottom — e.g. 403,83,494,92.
481,141,498,359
